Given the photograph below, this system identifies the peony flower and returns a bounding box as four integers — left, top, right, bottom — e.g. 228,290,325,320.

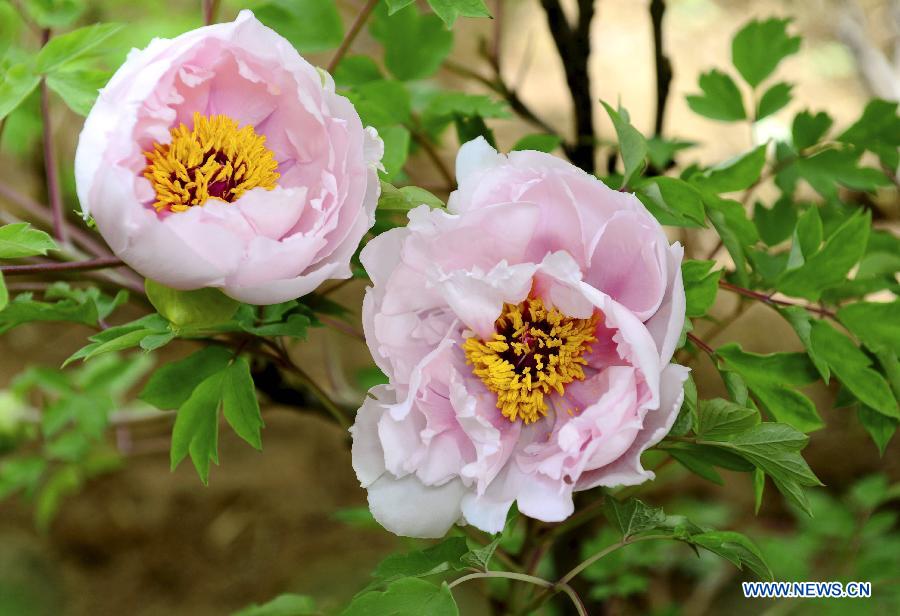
75,11,382,304
351,137,688,538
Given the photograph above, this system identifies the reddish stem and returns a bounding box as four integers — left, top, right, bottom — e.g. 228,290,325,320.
718,280,836,318
1,256,125,276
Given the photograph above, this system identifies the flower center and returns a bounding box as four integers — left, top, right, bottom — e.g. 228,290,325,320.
463,298,598,424
143,112,280,213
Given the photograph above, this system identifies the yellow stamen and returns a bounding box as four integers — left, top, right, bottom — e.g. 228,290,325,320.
143,112,279,213
463,298,599,424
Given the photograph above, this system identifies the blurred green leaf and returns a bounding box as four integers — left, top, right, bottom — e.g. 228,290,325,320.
140,346,233,410
698,145,766,193
373,537,468,583
371,4,453,81
0,284,126,334
0,223,57,258
36,23,122,74
378,125,411,180
254,0,343,53
426,0,490,27
378,182,444,211
334,55,383,88
0,64,40,121
857,406,897,457
46,69,108,115
0,1,20,59
756,82,792,119
796,148,890,199
22,0,84,28
731,17,800,88
637,177,706,227
233,594,316,616
646,137,694,169
754,196,796,246
792,110,832,150
837,301,900,355
838,98,900,168
687,69,745,121
511,133,561,153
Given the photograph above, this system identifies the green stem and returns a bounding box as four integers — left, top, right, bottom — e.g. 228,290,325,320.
449,571,587,616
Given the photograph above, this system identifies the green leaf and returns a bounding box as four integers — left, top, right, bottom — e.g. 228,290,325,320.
0,222,56,259
145,279,240,329
420,90,509,138
334,55,383,87
371,3,454,81
221,357,264,450
838,98,900,168
858,405,897,457
21,0,84,28
254,0,343,53
378,125,411,181
426,0,490,27
717,343,823,432
669,449,724,485
511,134,561,153
0,271,7,311
637,177,706,227
0,2,21,59
786,206,822,269
241,313,311,339
810,321,898,419
378,182,445,211
792,110,832,150
698,145,766,193
461,536,501,570
696,398,758,439
796,148,890,199
373,537,468,583
682,260,721,318
777,210,870,301
170,370,224,484
753,468,765,514
233,594,317,616
342,579,458,616
690,531,773,581
0,63,41,120
686,69,745,122
646,137,695,169
837,301,900,354
754,196,796,246
702,194,758,285
603,497,666,539
601,101,647,189
36,23,122,74
347,80,412,127
778,306,830,382
0,286,125,334
756,82,792,119
46,69,109,115
140,346,233,410
731,17,800,88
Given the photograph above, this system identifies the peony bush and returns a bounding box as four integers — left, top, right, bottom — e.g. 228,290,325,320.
0,1,897,615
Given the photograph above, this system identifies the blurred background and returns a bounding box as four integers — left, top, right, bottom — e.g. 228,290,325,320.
1,0,899,614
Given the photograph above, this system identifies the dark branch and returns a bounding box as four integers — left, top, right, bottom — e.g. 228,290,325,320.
1,256,126,276
650,0,672,136
540,0,597,173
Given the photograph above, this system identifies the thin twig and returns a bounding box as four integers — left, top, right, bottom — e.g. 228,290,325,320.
687,332,716,356
718,280,837,318
202,0,220,25
449,571,588,616
411,127,455,187
1,256,125,276
327,0,380,74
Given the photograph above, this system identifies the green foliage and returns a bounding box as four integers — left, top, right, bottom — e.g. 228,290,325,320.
0,222,57,258
511,134,561,153
342,578,458,616
686,69,745,121
372,537,468,584
378,182,445,211
254,0,343,53
145,280,241,329
233,594,317,616
371,3,453,81
731,18,800,88
601,101,647,189
386,0,490,27
636,177,706,227
755,81,792,119
696,145,766,193
681,260,721,318
0,283,127,335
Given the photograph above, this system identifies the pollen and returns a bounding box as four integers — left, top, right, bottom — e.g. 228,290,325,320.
463,298,599,424
143,112,280,213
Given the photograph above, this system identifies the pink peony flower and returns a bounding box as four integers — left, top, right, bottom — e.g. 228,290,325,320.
351,137,689,538
75,11,382,304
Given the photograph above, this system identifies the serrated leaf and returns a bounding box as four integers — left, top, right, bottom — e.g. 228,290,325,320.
696,398,758,439
838,98,900,168
601,101,647,189
858,405,897,457
140,346,233,410
731,18,800,88
837,301,900,355
426,0,490,27
46,69,109,115
637,177,706,228
690,531,773,580
756,82,792,119
810,321,898,419
717,343,823,432
754,196,797,246
778,306,830,382
373,537,468,583
170,370,224,484
0,222,57,258
687,69,745,122
777,210,870,301
702,193,758,286
461,536,501,570
254,0,343,53
145,279,240,329
36,23,122,74
342,579,458,616
221,357,264,450
796,148,890,199
604,497,666,539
